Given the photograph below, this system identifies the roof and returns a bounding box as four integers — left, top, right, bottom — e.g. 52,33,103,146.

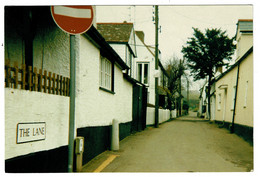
135,31,145,43
97,23,134,43
84,26,129,70
215,46,253,82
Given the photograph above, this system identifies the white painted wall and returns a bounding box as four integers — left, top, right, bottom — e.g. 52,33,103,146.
134,33,155,105
110,44,127,64
5,88,69,160
33,27,70,77
236,33,253,61
5,25,70,78
75,35,133,128
5,23,72,161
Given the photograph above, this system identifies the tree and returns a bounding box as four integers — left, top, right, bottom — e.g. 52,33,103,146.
165,56,186,114
181,28,235,120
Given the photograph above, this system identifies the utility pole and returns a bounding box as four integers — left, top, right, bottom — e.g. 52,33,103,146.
154,5,159,128
187,77,189,115
178,59,182,117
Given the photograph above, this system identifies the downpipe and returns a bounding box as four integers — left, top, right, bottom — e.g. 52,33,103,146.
230,61,240,133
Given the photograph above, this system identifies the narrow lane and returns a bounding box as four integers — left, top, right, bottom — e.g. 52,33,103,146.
82,112,253,172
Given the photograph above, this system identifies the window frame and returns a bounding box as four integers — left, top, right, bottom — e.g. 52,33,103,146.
136,62,149,85
99,55,115,94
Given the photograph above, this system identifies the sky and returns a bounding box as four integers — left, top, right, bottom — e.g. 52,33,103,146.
96,5,253,90
96,5,252,61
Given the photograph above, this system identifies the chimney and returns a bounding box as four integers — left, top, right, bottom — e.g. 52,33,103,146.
217,66,223,73
136,31,145,43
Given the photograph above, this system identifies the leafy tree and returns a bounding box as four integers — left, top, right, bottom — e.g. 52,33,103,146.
181,28,235,119
165,56,186,114
166,57,185,94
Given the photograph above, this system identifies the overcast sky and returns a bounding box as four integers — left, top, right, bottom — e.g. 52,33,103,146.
96,5,252,61
96,5,253,90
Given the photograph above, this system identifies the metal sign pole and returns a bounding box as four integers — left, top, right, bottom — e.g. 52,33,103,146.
154,5,159,128
68,34,76,172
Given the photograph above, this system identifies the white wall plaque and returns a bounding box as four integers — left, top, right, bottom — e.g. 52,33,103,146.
17,122,46,144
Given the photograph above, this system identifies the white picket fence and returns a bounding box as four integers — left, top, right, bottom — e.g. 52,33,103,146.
146,107,176,125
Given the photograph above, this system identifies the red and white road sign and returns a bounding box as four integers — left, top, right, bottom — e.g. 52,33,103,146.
51,6,94,35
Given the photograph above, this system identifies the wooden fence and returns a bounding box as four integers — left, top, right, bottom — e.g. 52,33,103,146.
5,60,70,97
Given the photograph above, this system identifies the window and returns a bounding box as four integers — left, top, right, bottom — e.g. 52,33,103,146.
136,63,149,85
126,49,133,76
128,52,132,68
100,55,114,93
217,93,221,110
244,81,249,108
144,63,148,84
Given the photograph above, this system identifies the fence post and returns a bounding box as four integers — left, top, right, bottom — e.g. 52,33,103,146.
44,70,47,93
56,74,59,95
52,73,56,94
60,75,63,96
66,78,70,96
39,69,43,92
22,64,26,89
63,77,66,96
48,72,52,93
5,60,11,88
14,62,19,89
28,66,32,91
33,67,38,91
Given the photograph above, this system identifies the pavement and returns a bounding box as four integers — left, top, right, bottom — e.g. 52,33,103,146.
81,112,253,172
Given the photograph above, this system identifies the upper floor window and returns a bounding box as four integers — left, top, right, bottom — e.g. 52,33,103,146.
100,55,114,93
137,63,149,85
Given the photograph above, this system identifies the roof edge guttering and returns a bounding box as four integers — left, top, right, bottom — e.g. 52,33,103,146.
83,25,129,70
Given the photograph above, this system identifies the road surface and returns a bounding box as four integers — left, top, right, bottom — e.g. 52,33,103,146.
82,112,253,172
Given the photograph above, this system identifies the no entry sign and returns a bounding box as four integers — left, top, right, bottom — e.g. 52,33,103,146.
51,6,94,35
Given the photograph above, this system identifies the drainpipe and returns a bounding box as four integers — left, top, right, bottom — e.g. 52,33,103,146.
231,62,240,133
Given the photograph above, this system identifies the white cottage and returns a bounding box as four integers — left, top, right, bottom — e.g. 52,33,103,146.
5,6,133,172
134,31,171,124
97,22,148,132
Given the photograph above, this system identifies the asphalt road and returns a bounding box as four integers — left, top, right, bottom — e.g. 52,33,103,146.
82,112,253,172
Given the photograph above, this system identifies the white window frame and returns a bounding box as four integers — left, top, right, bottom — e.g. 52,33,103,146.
136,62,149,85
100,56,112,91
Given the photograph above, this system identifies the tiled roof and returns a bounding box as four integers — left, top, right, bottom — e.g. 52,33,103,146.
97,22,134,43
